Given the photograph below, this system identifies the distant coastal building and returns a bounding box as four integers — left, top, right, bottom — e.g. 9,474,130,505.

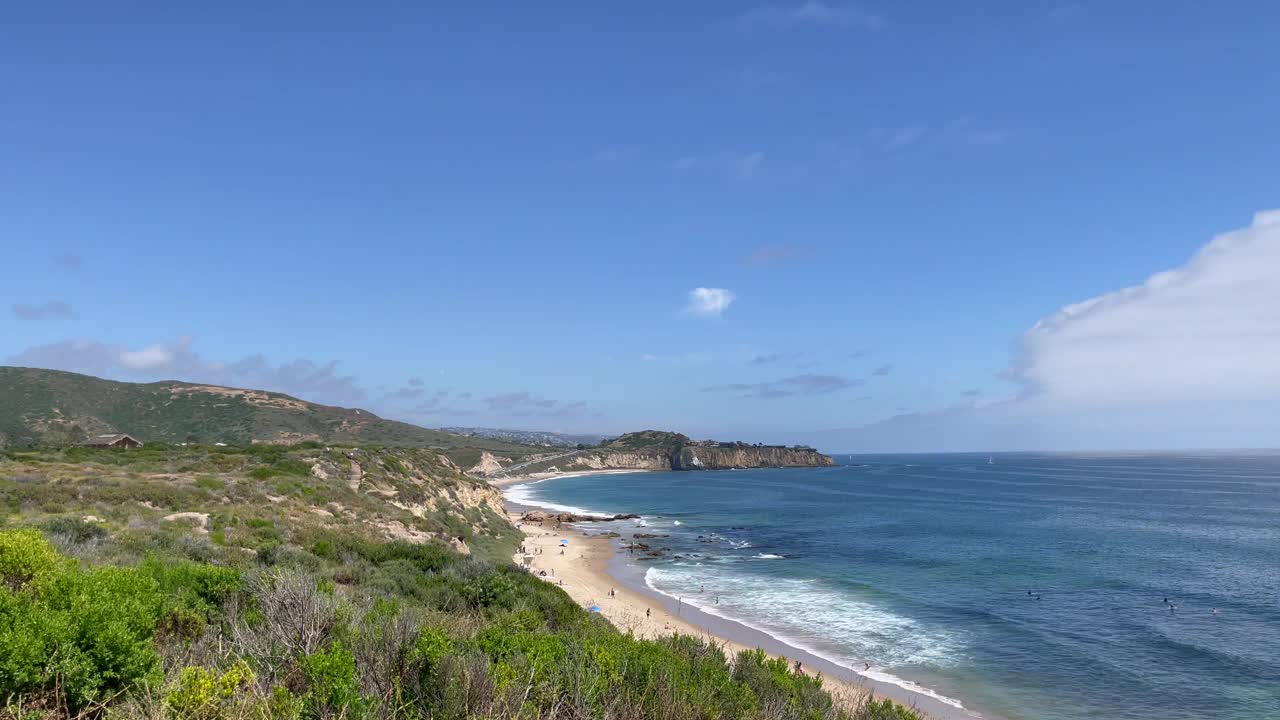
84,433,144,449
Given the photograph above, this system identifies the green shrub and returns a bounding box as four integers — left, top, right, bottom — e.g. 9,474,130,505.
165,661,255,720
300,644,367,719
44,516,109,544
462,569,516,611
859,697,925,720
0,561,164,708
0,529,60,589
194,476,226,491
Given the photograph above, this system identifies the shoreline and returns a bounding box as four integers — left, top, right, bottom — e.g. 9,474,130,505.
487,468,655,489
500,475,987,720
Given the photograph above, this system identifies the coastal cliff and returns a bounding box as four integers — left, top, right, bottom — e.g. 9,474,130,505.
672,443,834,470
507,430,834,475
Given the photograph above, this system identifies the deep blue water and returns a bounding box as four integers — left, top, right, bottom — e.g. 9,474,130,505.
510,454,1280,720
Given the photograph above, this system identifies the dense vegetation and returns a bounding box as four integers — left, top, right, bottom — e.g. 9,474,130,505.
600,431,691,453
0,368,541,465
0,443,924,720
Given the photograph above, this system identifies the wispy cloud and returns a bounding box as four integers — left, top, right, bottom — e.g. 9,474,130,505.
672,151,765,180
13,300,76,321
750,353,791,365
886,125,926,149
962,388,982,397
396,388,475,418
684,287,737,318
703,373,862,399
592,147,635,164
1048,3,1087,23
484,392,589,418
738,2,885,32
743,243,808,268
872,364,893,376
962,129,1010,146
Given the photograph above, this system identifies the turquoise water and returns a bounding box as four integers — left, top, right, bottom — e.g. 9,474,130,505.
509,454,1280,720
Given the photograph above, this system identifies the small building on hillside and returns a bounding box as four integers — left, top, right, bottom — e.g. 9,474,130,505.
84,433,144,449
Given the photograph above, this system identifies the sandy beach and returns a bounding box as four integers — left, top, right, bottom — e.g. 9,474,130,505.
488,468,650,489
507,508,964,719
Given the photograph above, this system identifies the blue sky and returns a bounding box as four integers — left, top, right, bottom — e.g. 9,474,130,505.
4,2,1280,451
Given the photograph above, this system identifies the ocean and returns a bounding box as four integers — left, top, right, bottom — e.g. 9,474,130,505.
506,454,1280,720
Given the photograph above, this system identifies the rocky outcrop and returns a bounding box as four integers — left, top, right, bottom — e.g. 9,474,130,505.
550,433,834,473
672,445,835,470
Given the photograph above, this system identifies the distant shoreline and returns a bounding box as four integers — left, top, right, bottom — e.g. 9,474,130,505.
499,472,986,720
486,468,656,488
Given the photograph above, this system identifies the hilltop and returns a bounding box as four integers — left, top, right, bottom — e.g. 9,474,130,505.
0,367,543,466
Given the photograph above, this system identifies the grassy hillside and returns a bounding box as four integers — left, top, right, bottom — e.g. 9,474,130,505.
0,442,520,563
0,444,923,720
0,367,542,465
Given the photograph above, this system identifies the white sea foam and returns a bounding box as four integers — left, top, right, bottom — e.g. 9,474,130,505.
673,520,683,525
753,553,785,559
644,566,969,711
502,480,614,517
728,540,753,549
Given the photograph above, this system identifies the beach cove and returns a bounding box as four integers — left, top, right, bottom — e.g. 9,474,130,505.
495,457,1280,720
497,472,979,720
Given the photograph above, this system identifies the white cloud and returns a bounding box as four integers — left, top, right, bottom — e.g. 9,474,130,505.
1012,209,1280,407
684,287,737,318
809,209,1280,451
738,2,885,31
118,344,177,370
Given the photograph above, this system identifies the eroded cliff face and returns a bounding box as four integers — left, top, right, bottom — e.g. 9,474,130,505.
672,445,835,470
566,452,672,471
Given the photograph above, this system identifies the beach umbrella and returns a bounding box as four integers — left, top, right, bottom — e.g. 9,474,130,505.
588,605,602,613
559,539,569,546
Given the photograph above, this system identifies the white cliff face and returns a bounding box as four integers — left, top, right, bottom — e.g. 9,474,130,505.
468,451,510,476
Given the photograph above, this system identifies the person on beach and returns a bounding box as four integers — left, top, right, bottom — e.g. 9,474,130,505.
793,661,804,676
646,608,651,618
